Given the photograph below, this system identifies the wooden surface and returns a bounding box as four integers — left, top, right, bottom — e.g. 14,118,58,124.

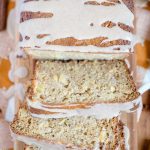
0,0,7,31
138,92,150,150
136,4,150,149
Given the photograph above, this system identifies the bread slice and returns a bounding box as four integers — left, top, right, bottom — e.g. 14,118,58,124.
10,107,129,150
28,60,139,105
19,0,135,54
27,59,140,118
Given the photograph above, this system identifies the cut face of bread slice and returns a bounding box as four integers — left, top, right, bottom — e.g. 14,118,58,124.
27,60,140,118
27,59,140,118
10,107,129,150
28,60,139,104
19,0,135,54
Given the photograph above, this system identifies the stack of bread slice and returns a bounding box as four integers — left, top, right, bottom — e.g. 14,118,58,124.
10,0,140,149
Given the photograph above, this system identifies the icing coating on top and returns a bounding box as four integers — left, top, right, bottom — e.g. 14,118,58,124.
27,97,141,119
19,0,135,53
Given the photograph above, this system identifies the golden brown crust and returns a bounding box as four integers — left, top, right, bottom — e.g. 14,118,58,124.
29,107,59,115
46,37,131,47
46,37,108,47
42,104,92,110
28,94,140,115
20,11,53,23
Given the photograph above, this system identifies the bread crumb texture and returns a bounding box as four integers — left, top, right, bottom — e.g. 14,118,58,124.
11,108,126,150
29,60,138,104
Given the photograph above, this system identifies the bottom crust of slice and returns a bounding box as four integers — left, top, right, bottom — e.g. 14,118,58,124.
27,96,141,119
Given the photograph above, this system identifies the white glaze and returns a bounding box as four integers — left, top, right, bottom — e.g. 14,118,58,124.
15,48,27,58
15,83,26,102
5,97,16,122
9,50,28,82
27,97,141,119
11,132,66,150
0,83,26,122
15,66,28,78
19,0,134,53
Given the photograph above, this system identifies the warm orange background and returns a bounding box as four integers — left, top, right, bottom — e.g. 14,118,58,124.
136,40,150,68
136,2,150,68
0,1,15,88
0,59,12,88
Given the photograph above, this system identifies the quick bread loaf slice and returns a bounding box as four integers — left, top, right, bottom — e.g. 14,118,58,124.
27,59,140,118
19,0,135,56
10,106,129,150
28,59,139,104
